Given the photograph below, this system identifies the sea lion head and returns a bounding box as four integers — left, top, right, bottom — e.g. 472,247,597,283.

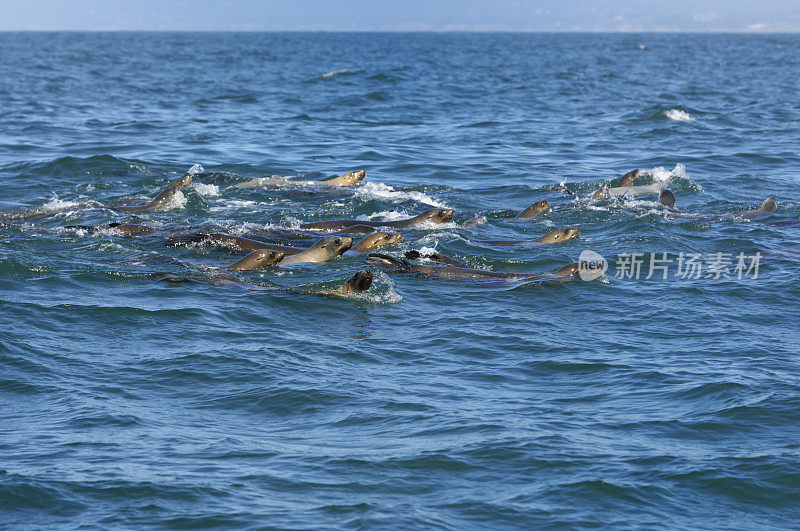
339,270,373,292
340,169,366,185
312,236,354,257
420,208,454,224
227,249,285,270
538,227,580,244
658,189,676,208
618,169,640,187
352,232,404,251
168,173,193,190
518,199,550,219
553,263,581,276
758,195,777,213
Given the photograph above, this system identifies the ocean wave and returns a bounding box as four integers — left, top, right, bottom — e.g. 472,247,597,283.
319,69,351,79
664,109,695,122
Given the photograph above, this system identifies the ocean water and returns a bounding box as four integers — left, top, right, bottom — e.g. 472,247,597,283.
1,32,799,529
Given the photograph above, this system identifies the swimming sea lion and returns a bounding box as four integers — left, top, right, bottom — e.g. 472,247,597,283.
473,227,580,246
235,169,366,189
543,183,575,195
151,269,374,298
188,232,300,254
368,253,582,283
659,189,676,208
186,233,357,263
66,222,159,236
517,199,550,219
278,236,353,264
463,216,487,227
224,249,285,270
112,172,192,212
300,208,454,231
618,169,640,187
352,232,404,251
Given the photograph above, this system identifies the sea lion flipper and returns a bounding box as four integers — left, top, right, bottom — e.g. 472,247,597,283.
618,169,640,187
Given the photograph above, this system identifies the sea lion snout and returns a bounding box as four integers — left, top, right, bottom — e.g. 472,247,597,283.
438,208,454,222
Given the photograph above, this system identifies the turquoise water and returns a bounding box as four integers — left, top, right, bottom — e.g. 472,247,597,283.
1,32,799,528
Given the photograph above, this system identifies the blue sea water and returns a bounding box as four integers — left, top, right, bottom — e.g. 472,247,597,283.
1,32,799,529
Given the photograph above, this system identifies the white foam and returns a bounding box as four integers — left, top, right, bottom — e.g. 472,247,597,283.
187,163,205,175
364,271,402,304
42,194,83,211
644,163,699,189
664,109,695,122
192,183,220,197
417,245,439,256
320,69,350,79
358,210,409,222
354,182,448,208
161,190,187,211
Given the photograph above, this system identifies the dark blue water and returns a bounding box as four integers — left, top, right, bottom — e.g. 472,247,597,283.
1,32,799,529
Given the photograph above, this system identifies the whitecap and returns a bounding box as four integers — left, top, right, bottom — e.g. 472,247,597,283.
354,182,449,208
192,182,220,197
187,163,205,175
42,194,83,211
664,109,695,122
320,69,350,79
160,190,187,211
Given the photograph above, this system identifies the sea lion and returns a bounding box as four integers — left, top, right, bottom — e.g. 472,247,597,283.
474,227,580,246
517,199,550,219
543,183,575,195
300,208,454,231
111,172,192,212
278,236,353,264
368,253,582,282
185,232,357,263
659,189,676,208
462,216,487,227
187,232,301,254
151,269,374,299
224,249,285,270
352,232,404,251
618,169,640,187
65,222,158,236
235,169,366,189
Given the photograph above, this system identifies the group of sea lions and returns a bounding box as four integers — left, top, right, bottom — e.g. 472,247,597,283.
5,164,778,299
